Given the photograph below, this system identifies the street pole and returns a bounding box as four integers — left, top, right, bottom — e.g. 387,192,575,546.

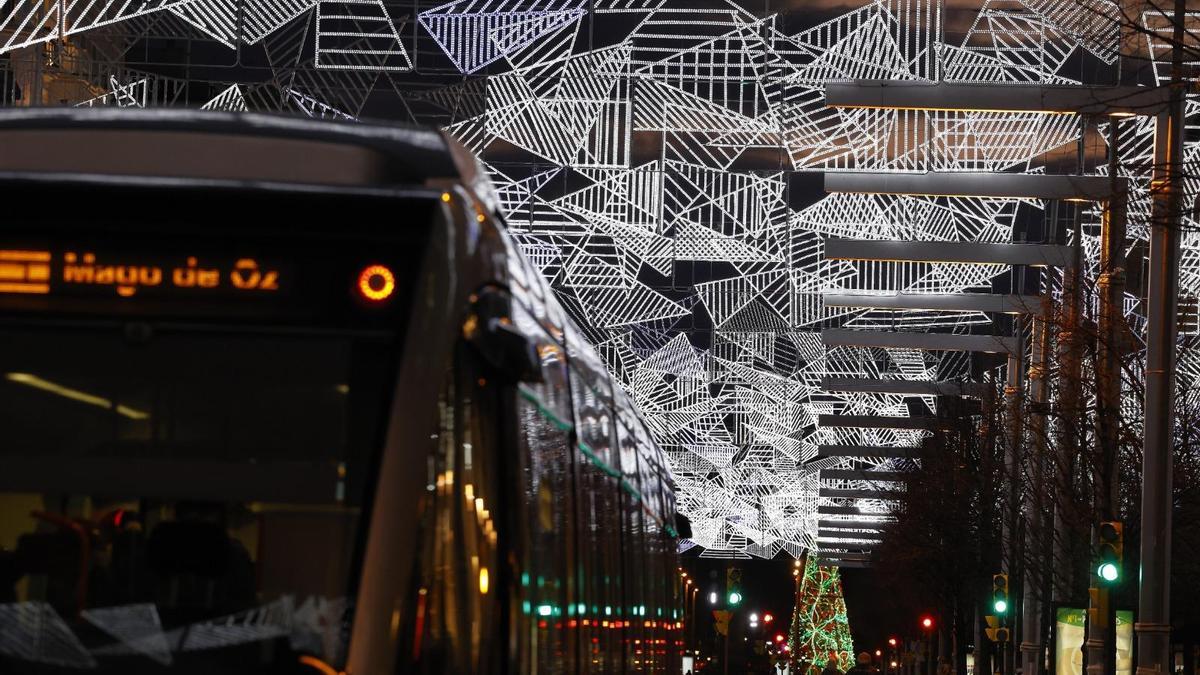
978,374,998,675
692,587,700,660
1088,115,1128,675
1004,312,1024,675
1054,123,1087,604
1022,300,1051,675
720,607,729,675
1056,199,1084,598
1136,0,1187,667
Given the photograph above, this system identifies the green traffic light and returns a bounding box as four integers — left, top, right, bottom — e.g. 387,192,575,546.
1098,561,1120,582
728,591,743,605
993,599,1008,614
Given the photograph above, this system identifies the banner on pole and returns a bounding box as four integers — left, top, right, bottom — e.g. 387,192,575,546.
1054,608,1133,675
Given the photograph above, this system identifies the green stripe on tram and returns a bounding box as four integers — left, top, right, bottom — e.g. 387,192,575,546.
517,384,573,432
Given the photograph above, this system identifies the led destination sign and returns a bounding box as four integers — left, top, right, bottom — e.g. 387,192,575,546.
0,248,288,299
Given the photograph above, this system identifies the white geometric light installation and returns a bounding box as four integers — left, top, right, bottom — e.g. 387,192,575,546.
0,0,1190,559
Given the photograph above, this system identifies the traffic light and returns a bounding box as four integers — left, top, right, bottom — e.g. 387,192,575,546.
920,616,934,631
1097,521,1124,583
992,573,1010,614
727,567,743,605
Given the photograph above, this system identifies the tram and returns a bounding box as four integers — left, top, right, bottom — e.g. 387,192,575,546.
0,109,681,674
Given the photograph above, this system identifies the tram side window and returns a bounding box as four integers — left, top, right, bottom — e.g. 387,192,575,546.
510,336,577,675
568,368,622,674
400,346,503,674
612,415,646,670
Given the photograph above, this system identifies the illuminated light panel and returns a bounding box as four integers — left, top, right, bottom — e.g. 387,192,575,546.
285,89,358,122
315,0,413,72
0,250,50,262
417,0,587,74
357,264,396,301
200,84,248,112
5,373,150,420
0,249,51,294
0,281,49,294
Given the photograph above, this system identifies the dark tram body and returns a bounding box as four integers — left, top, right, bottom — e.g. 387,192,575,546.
0,109,680,674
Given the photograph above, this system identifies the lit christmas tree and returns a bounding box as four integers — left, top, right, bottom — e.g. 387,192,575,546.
787,556,854,673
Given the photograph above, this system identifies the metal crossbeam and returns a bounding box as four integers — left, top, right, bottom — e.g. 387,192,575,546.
818,487,899,500
824,291,1041,314
816,550,873,559
824,238,1075,267
818,525,883,535
817,533,882,543
817,506,880,516
822,328,1019,354
821,469,909,482
815,559,872,569
821,376,988,398
817,519,891,530
818,414,957,431
824,82,1171,116
825,171,1125,201
816,445,922,459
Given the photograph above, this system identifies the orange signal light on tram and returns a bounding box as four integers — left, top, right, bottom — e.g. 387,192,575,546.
358,264,395,302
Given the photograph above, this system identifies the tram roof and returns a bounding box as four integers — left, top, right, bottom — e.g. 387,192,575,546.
0,108,465,188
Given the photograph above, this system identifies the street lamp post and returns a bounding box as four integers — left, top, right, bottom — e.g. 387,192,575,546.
689,585,699,660
1137,6,1188,668
920,617,935,675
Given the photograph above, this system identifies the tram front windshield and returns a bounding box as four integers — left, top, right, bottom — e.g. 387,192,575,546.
0,327,394,673
0,199,426,672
